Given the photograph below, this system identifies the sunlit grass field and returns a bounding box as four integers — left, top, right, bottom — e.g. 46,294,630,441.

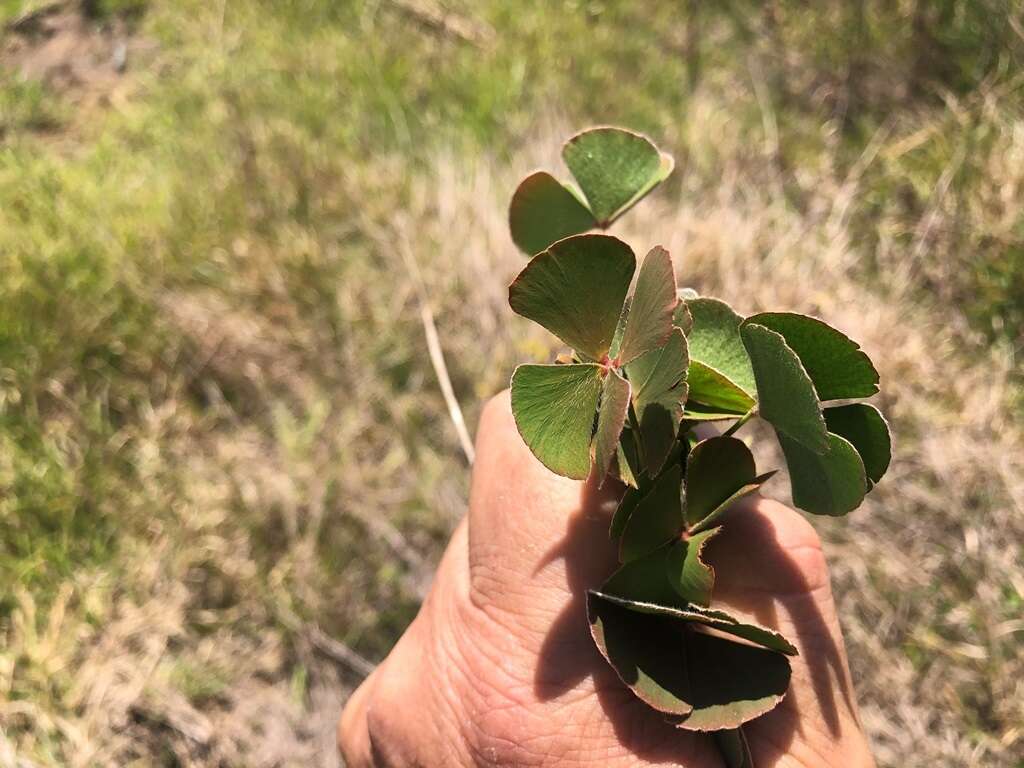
2,1,1023,765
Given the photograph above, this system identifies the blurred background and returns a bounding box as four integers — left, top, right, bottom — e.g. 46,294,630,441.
1,1,1023,765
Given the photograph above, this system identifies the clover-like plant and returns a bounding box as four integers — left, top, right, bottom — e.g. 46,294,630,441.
506,128,890,767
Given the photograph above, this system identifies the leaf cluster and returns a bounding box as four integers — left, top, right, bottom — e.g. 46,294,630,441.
506,128,891,762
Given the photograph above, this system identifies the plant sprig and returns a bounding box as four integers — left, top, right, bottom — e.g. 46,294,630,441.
506,127,890,767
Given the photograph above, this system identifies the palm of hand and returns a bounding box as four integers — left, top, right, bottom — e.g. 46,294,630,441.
339,394,873,767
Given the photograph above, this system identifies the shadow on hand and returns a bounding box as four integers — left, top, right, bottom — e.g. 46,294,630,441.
531,475,850,766
704,499,856,757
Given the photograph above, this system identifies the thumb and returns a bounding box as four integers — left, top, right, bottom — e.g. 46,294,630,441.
466,390,622,650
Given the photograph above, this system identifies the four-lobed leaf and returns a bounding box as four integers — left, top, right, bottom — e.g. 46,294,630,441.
509,233,689,484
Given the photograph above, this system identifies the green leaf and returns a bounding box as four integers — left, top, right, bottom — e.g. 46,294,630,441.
602,544,680,607
588,592,798,656
593,371,631,485
686,362,756,414
686,298,757,401
620,463,683,562
609,483,644,541
746,312,879,400
674,603,799,656
740,323,829,454
682,400,754,422
608,296,631,362
613,436,640,489
674,630,792,731
608,439,683,539
562,127,674,225
665,527,720,607
587,592,695,716
689,472,776,535
684,437,756,527
625,328,689,475
509,234,635,361
824,403,891,487
778,430,867,516
673,292,694,334
588,593,792,728
510,364,603,480
617,246,678,364
508,171,597,256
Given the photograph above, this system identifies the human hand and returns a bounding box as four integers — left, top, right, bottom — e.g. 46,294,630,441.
338,392,876,767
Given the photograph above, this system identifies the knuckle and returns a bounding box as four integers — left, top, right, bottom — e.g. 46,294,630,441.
479,390,513,438
362,663,422,765
337,678,374,766
364,698,405,767
468,712,558,767
336,715,357,764
758,497,825,550
482,388,511,419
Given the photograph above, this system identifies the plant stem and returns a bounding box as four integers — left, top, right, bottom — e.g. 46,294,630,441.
713,725,753,767
722,406,758,438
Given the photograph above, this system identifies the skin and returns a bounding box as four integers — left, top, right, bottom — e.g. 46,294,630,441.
338,392,876,767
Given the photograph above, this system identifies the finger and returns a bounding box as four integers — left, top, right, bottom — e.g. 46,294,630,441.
337,668,379,768
337,520,478,767
466,391,621,638
707,498,870,759
708,496,831,602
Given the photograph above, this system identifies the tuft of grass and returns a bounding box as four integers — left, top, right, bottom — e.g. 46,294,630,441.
0,78,67,135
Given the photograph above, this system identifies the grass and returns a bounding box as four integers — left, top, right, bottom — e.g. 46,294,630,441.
1,1,1022,766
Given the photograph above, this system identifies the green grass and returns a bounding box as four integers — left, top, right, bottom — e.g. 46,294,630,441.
1,1,1023,765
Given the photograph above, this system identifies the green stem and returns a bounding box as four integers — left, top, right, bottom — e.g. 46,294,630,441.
722,406,758,438
713,726,753,767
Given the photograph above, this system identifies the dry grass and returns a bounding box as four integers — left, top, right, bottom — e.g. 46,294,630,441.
8,128,1022,766
2,3,1023,766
